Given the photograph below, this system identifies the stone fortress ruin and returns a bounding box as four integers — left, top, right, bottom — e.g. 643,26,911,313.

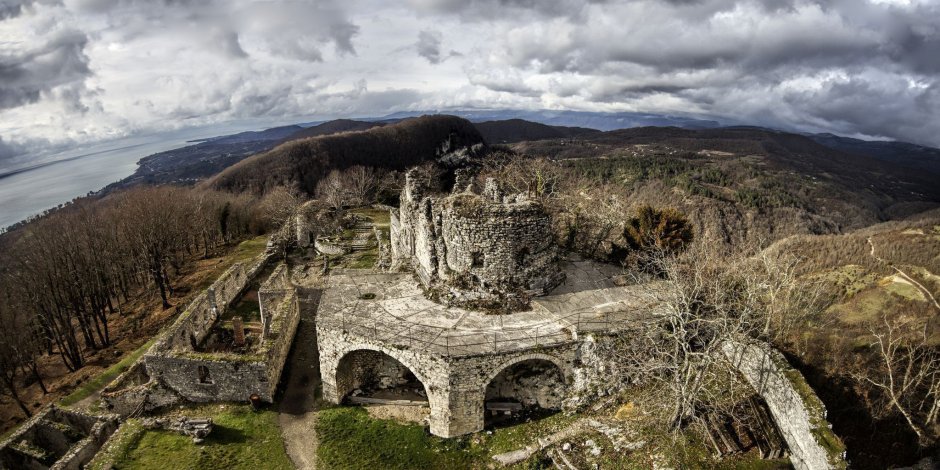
314,168,846,469
1,166,845,470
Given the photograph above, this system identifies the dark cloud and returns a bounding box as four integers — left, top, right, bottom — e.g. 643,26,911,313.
0,136,20,162
0,0,59,20
416,30,443,64
3,0,940,158
0,29,90,110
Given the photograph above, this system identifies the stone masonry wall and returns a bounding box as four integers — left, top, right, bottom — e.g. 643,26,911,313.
0,407,118,470
317,321,581,437
259,263,292,339
143,355,273,402
390,170,564,309
723,341,847,470
155,254,271,352
142,256,300,404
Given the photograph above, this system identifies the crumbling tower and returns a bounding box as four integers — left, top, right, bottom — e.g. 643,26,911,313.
390,168,565,310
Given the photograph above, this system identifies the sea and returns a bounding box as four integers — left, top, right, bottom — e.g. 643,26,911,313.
0,118,307,230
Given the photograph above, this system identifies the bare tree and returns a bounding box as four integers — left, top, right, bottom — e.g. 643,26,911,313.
344,166,379,206
853,315,940,446
316,170,348,210
616,243,818,430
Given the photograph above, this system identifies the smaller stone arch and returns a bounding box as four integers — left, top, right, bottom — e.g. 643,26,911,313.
482,353,570,426
483,353,571,389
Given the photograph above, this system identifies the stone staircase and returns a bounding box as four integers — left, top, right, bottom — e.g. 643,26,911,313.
349,222,376,252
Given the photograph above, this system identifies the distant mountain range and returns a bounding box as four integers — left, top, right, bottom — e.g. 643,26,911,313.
378,109,725,130
102,109,940,193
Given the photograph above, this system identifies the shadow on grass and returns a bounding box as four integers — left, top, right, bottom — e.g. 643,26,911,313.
485,406,561,431
208,424,248,445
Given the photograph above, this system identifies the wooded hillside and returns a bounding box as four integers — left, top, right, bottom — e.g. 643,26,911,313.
207,115,485,195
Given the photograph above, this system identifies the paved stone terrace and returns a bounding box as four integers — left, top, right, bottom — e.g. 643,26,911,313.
316,259,661,357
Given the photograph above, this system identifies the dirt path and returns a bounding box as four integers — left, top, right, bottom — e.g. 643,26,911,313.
867,237,940,312
278,288,323,470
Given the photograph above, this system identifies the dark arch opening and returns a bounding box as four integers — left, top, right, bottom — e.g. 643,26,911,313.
484,359,566,428
335,349,429,404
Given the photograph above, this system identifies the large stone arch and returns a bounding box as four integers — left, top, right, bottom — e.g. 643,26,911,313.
325,342,437,402
319,339,458,436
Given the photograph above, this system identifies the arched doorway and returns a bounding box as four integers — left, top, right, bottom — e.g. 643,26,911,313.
484,358,567,428
334,349,429,404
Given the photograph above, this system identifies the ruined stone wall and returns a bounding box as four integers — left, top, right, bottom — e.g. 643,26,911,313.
259,263,292,339
154,254,271,353
49,419,118,470
440,193,563,294
0,407,118,470
390,170,564,309
99,362,182,417
261,287,301,387
723,341,847,470
143,355,273,403
141,256,300,404
144,288,300,403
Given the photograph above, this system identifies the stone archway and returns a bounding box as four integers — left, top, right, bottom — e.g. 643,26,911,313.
482,354,569,427
333,348,431,403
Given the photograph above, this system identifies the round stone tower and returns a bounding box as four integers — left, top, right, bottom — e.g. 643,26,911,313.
390,169,564,311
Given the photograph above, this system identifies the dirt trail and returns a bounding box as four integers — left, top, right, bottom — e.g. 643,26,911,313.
278,288,324,470
867,237,940,312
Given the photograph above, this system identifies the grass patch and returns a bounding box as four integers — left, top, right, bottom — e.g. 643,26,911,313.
59,337,157,407
97,404,292,470
881,275,926,301
317,407,483,469
198,236,268,289
351,208,391,227
483,412,577,456
349,249,379,269
87,419,146,470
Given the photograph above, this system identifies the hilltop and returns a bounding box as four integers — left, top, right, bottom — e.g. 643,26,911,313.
206,115,485,194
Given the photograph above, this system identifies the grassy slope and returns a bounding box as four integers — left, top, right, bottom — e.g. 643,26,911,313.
89,404,292,470
58,337,156,407
766,217,940,467
316,406,787,470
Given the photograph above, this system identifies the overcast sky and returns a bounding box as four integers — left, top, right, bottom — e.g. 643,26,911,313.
1,0,939,168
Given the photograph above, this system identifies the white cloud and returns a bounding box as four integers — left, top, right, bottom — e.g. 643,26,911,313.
1,0,940,169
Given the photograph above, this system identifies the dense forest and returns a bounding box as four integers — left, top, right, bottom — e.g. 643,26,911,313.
207,115,486,195
0,185,292,421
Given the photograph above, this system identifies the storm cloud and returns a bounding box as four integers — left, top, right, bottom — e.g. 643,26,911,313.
1,0,939,167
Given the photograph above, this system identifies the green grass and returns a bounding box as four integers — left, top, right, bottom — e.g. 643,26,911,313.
349,250,379,269
59,337,157,407
94,404,292,470
316,407,483,469
351,208,391,227
199,236,268,289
